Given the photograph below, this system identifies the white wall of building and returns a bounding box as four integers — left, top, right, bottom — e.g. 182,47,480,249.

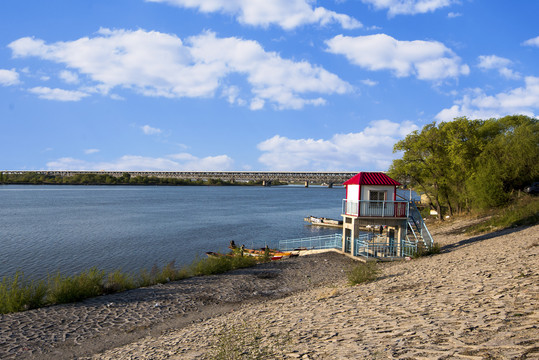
346,184,360,201
361,185,395,201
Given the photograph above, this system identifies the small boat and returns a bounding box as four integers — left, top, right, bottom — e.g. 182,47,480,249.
304,216,343,228
228,241,296,260
243,247,294,259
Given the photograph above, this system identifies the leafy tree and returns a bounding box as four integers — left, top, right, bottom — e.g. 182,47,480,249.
390,115,539,216
390,122,451,219
467,115,539,208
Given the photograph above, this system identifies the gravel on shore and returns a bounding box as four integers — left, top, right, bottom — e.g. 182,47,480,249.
1,219,538,359
0,251,358,359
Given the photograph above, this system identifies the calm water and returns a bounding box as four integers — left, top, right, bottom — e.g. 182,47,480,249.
0,185,344,279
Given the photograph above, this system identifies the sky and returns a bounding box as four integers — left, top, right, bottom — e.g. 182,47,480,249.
1,0,538,172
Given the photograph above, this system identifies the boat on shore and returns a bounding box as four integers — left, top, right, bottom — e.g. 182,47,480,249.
205,242,298,261
304,216,343,228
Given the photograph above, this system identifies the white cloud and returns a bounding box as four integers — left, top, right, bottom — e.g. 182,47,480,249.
257,119,419,171
328,34,468,81
361,79,378,86
0,68,20,86
47,153,234,171
9,29,350,109
447,12,461,18
28,86,89,101
221,85,246,106
167,153,234,170
59,70,79,84
141,125,162,135
478,55,520,80
146,0,362,30
84,149,100,155
361,0,457,16
522,36,539,47
436,76,539,121
326,34,469,81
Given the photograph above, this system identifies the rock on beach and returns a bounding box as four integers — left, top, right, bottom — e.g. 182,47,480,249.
1,219,538,359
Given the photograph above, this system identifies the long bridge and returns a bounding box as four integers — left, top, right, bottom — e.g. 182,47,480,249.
3,170,359,187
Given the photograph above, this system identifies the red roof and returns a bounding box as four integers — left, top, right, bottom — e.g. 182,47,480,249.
343,172,401,186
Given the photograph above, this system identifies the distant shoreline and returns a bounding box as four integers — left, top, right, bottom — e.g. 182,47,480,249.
0,172,297,187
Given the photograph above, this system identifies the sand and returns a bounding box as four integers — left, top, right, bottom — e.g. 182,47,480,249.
1,219,537,359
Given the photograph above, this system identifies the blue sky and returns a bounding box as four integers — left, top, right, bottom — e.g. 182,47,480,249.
1,0,538,172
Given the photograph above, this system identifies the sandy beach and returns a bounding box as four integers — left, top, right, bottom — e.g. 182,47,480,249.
1,219,538,359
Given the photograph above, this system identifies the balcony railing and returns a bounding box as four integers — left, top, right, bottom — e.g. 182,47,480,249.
353,236,417,258
342,199,409,218
278,233,342,251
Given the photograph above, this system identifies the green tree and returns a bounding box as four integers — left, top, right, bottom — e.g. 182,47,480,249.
121,172,131,184
390,122,452,219
390,115,539,215
467,115,539,208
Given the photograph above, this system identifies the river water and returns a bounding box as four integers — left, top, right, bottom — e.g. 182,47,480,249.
0,185,344,279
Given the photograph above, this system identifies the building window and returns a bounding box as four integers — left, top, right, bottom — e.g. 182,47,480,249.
369,190,387,202
369,190,387,214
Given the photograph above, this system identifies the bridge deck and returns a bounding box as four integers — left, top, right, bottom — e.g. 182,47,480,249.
2,170,361,185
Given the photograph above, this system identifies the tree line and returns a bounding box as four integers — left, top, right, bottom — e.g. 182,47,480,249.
0,172,266,186
389,115,538,218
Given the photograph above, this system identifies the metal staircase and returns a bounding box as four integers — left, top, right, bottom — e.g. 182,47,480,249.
407,202,434,250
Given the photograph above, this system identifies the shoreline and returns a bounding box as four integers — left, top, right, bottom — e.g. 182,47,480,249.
1,220,537,359
0,253,358,359
95,221,538,359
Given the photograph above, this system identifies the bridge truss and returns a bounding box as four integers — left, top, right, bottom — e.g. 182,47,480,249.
3,170,359,186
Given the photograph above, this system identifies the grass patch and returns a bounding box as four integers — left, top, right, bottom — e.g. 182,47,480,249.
0,272,47,313
152,261,190,284
104,270,136,294
191,255,258,276
413,242,442,258
316,287,341,301
1,253,264,314
466,195,539,234
347,262,379,286
205,320,289,360
47,267,105,304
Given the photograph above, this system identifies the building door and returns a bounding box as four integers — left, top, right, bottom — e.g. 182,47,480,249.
388,229,395,256
369,190,387,216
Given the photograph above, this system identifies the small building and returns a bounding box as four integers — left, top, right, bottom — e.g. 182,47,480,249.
279,172,434,260
341,172,432,259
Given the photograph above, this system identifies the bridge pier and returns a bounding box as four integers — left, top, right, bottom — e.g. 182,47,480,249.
262,180,272,187
304,181,309,188
328,183,333,188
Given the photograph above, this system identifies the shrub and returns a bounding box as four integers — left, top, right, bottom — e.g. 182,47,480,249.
191,257,233,276
230,255,258,269
137,268,155,288
47,267,104,304
104,270,136,294
467,195,539,234
413,242,442,258
151,261,189,284
191,256,257,276
1,254,259,314
205,321,285,360
0,272,47,314
347,262,379,286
